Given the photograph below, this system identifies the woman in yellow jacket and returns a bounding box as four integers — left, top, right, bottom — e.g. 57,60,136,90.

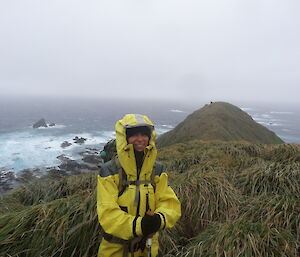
97,114,181,257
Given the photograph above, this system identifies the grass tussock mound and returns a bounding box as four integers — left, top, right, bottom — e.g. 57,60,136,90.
158,140,252,174
180,221,298,257
173,170,240,238
241,194,300,240
0,190,101,257
236,161,300,196
262,143,300,162
12,172,97,205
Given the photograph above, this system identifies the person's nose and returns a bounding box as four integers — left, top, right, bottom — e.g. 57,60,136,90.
136,134,144,142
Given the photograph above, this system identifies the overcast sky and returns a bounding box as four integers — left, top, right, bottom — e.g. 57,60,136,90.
0,0,299,104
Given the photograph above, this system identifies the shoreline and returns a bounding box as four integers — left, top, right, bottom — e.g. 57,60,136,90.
0,145,103,195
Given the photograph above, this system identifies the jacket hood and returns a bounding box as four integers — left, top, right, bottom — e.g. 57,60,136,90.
115,114,157,180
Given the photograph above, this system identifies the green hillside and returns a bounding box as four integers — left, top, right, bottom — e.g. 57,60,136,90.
157,102,284,147
1,140,300,256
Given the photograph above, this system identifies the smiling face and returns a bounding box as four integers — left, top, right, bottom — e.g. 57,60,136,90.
127,132,150,152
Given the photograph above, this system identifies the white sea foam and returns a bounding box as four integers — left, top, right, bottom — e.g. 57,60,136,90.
170,109,185,113
102,131,115,139
261,114,272,118
252,117,265,121
241,107,254,111
0,130,115,172
0,132,62,171
270,111,294,114
161,124,174,129
48,124,66,129
269,123,283,126
257,121,269,125
156,125,174,135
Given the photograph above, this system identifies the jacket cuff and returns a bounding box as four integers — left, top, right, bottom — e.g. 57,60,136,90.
157,212,166,230
133,216,143,237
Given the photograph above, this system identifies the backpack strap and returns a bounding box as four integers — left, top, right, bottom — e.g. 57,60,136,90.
150,167,156,192
113,157,127,196
114,156,157,205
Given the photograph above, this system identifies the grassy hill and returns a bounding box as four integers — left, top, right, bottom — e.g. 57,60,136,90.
1,140,300,256
157,102,284,147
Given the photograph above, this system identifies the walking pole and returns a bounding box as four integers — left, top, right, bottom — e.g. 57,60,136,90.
145,194,153,257
145,210,154,257
147,237,152,257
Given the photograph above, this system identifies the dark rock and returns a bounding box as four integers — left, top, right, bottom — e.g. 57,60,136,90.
86,148,99,151
61,141,72,148
82,154,102,164
83,164,98,170
57,154,73,163
33,118,48,129
15,168,41,184
79,148,100,156
45,168,67,179
49,123,56,127
58,160,81,171
57,155,90,174
73,136,87,144
0,168,16,194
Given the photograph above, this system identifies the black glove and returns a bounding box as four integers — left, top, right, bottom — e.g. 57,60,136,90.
141,213,161,237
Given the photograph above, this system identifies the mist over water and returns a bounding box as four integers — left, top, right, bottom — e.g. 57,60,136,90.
0,96,300,172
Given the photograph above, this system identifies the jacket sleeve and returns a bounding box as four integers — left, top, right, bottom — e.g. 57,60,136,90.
154,171,181,230
97,174,143,240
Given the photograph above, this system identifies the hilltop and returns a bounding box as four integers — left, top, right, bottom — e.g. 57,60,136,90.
157,102,284,147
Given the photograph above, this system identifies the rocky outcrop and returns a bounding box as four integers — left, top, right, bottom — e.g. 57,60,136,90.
0,168,16,194
82,154,102,164
33,119,47,128
16,168,42,184
61,141,72,148
73,136,87,144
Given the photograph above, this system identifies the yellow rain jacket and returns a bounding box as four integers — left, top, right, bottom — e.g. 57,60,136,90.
97,114,181,257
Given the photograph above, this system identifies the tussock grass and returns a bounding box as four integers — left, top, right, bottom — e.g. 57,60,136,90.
158,140,269,176
11,172,97,205
2,140,300,256
180,221,298,257
0,190,101,257
173,170,240,238
0,195,25,215
158,224,186,256
169,153,208,173
241,194,300,240
238,143,266,157
236,161,300,196
262,143,300,163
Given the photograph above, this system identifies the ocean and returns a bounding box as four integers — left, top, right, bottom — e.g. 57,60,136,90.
1,97,300,174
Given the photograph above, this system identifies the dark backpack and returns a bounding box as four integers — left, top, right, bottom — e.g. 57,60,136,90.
100,139,117,163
